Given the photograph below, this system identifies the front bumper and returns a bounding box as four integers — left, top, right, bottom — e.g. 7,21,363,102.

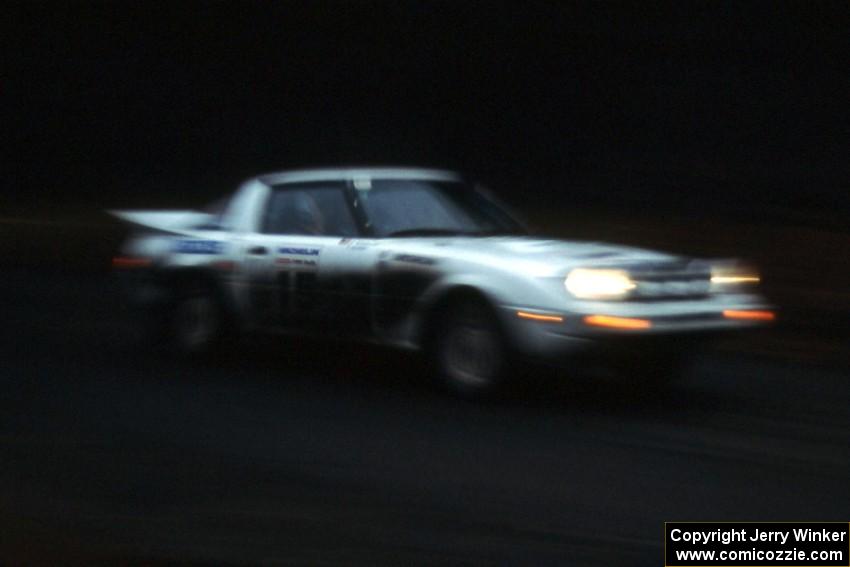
500,304,774,359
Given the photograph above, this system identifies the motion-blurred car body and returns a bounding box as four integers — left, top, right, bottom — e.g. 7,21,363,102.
112,167,773,395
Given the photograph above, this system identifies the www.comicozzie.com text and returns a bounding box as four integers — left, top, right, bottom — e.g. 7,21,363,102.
670,527,847,546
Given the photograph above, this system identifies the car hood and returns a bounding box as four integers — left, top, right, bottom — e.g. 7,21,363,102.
391,236,682,273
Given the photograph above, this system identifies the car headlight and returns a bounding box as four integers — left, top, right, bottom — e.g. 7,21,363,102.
710,262,760,290
565,268,636,300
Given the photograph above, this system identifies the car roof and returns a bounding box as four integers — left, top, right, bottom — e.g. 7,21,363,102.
256,166,462,186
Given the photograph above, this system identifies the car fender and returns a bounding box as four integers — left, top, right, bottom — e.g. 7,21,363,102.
410,272,519,348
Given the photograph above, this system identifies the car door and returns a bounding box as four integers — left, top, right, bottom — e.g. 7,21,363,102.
241,181,371,334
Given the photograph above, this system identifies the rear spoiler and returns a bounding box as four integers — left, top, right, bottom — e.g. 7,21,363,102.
107,209,216,234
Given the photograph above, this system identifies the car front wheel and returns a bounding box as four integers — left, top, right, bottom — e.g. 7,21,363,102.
432,300,509,398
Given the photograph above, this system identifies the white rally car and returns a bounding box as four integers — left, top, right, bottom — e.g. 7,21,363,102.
112,167,773,396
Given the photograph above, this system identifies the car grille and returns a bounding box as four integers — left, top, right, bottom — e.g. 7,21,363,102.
627,260,712,301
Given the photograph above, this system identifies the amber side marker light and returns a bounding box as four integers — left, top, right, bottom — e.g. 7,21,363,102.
112,256,151,268
723,309,775,321
516,311,564,323
584,315,652,330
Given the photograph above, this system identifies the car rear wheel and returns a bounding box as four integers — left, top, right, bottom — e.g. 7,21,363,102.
432,299,509,398
169,286,226,356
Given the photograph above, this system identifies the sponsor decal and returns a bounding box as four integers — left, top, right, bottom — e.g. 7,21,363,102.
277,247,320,256
174,240,225,254
276,258,316,267
276,245,320,269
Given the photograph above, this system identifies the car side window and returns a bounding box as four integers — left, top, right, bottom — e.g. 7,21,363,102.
360,180,473,236
262,184,358,236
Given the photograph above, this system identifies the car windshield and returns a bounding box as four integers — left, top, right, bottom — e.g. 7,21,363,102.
356,179,526,237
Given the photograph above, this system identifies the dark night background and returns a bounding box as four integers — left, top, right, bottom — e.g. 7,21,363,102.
3,3,850,564
3,1,849,219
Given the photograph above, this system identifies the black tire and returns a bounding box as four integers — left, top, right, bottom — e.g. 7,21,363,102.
430,298,510,398
167,283,227,356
